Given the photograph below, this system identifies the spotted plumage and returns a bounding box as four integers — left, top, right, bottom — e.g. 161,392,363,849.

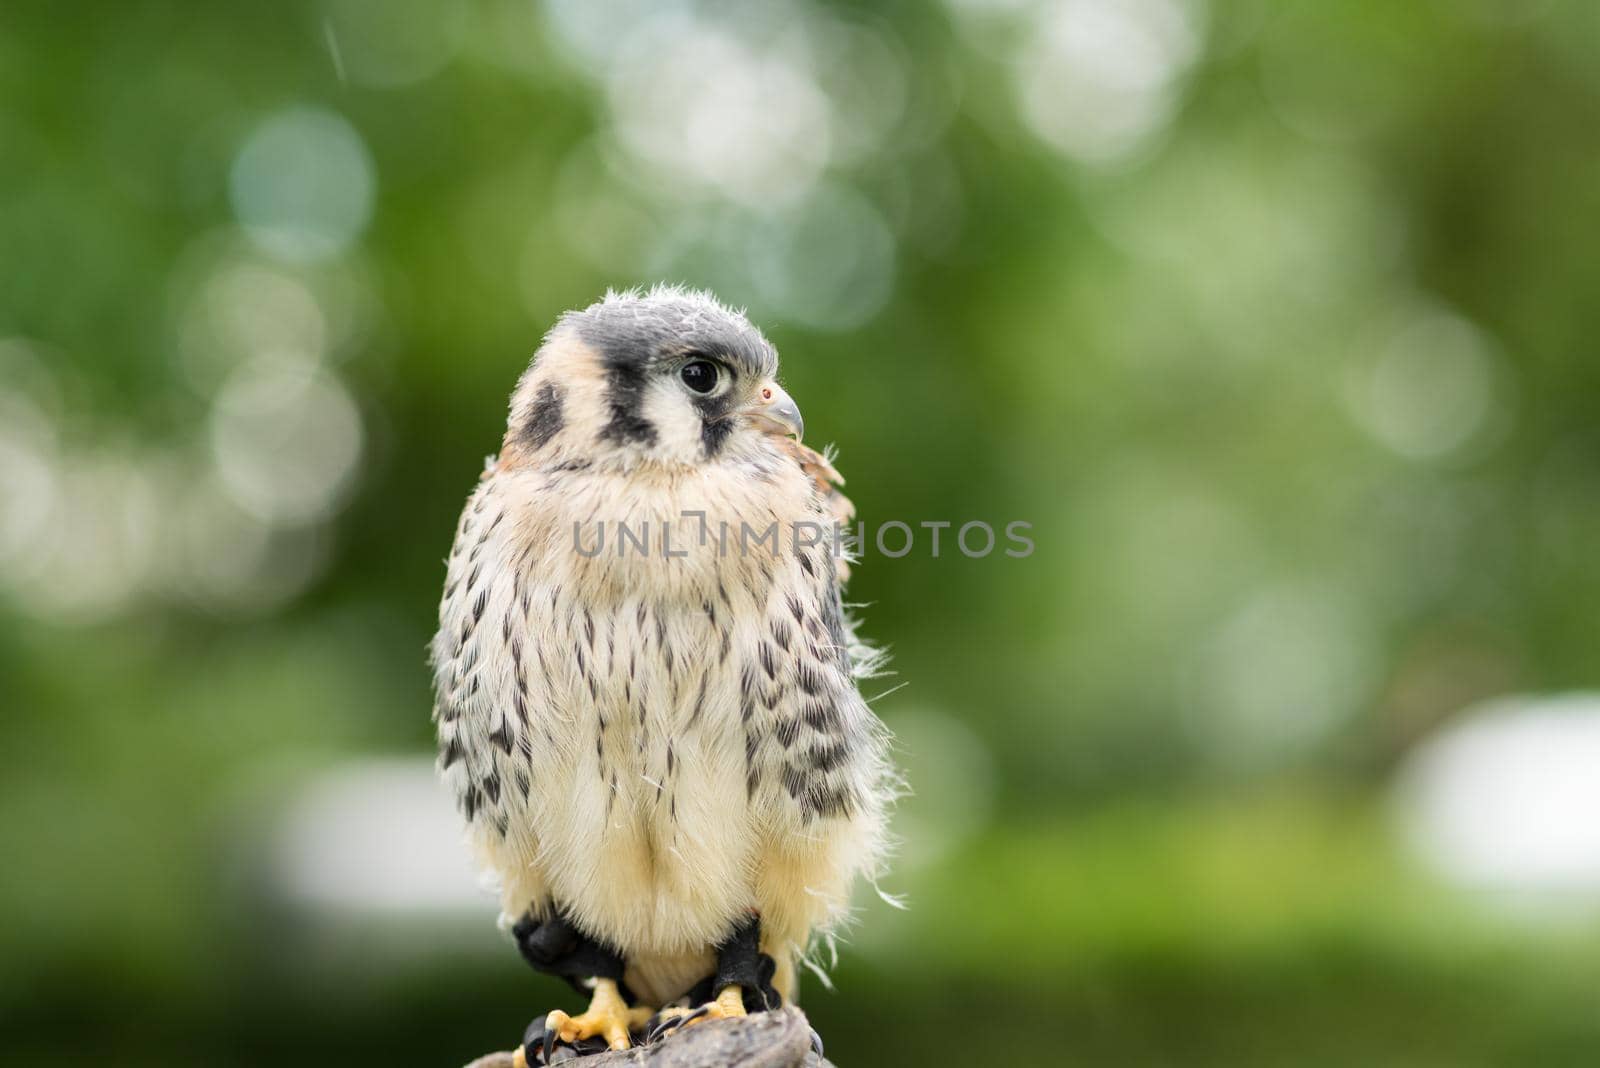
430,287,895,1022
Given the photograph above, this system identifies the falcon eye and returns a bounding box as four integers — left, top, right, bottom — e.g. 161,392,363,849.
679,359,719,395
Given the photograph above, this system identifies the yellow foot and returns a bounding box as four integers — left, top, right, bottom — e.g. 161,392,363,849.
710,984,748,1020
544,978,654,1052
648,985,747,1043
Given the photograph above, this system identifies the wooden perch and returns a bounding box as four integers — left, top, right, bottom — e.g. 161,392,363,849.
463,1007,834,1068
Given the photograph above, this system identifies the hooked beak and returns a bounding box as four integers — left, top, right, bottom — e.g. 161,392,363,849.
743,381,804,442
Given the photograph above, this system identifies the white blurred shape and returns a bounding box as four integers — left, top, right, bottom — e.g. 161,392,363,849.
321,0,464,88
1189,583,1373,766
273,758,485,913
543,0,912,317
230,108,374,262
171,478,331,615
1396,695,1600,906
179,261,327,388
0,409,57,569
606,13,831,206
812,19,910,167
1356,309,1502,461
210,354,363,525
7,453,160,622
1015,0,1204,165
746,183,896,331
0,343,60,575
543,0,689,73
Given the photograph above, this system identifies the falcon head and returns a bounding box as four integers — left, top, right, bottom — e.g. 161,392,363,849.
499,286,804,473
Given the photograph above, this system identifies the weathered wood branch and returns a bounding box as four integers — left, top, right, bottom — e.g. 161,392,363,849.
463,1007,833,1068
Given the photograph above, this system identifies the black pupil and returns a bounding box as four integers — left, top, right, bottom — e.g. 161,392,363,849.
680,360,717,394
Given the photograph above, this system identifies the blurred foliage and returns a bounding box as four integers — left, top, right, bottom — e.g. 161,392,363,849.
4,0,1600,1063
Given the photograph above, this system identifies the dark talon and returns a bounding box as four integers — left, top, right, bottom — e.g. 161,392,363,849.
809,1028,824,1059
540,1016,560,1065
520,1014,550,1066
646,1015,679,1044
647,1005,710,1044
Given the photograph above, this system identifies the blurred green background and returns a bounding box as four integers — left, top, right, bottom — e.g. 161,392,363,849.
6,0,1600,1064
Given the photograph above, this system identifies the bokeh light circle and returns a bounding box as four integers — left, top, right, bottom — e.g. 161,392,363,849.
320,0,465,88
230,108,375,262
1015,0,1204,165
209,354,364,525
746,183,897,332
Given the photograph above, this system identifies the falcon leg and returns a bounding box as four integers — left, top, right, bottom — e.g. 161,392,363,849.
648,912,779,1043
512,912,636,996
708,911,766,1017
545,977,653,1051
510,912,653,1064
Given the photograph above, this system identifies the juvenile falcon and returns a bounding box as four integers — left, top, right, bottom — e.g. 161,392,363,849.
430,287,895,1061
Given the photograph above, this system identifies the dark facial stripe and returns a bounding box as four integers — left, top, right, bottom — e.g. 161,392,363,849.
566,295,791,456
695,386,738,457
569,294,778,455
701,415,735,456
521,382,565,450
598,360,658,447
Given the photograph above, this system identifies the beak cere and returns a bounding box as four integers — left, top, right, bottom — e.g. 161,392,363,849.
745,382,804,441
